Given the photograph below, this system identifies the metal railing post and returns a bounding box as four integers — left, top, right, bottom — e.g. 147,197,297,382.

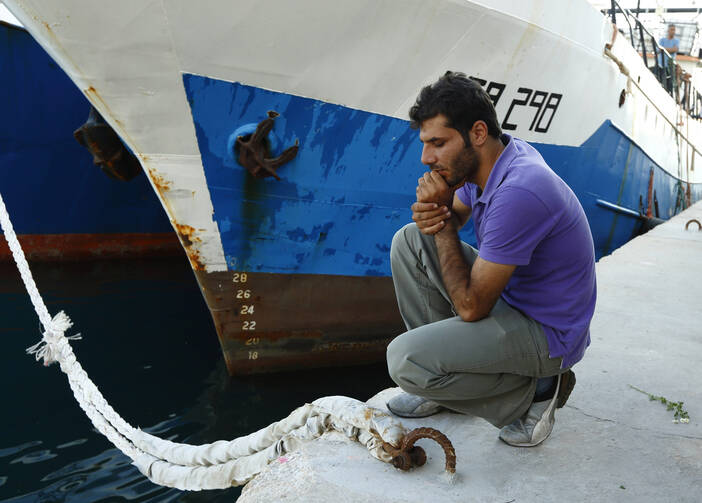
610,0,617,24
638,19,648,67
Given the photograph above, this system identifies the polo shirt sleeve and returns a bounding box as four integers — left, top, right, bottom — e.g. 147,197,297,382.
455,183,472,208
478,187,555,266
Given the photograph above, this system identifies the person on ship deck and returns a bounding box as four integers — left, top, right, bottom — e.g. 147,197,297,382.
385,72,597,447
659,24,680,93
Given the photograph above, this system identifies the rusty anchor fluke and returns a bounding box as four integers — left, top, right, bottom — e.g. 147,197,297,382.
383,427,457,474
236,111,299,180
73,106,142,181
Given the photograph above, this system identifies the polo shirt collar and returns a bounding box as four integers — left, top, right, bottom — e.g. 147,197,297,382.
476,133,516,204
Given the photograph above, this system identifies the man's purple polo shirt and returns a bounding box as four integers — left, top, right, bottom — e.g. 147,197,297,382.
456,134,596,368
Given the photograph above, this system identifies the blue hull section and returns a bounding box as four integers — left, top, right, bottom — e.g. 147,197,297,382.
536,123,702,256
0,22,172,235
184,74,701,276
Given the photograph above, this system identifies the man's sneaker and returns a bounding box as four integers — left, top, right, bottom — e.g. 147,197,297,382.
499,373,562,447
387,392,445,418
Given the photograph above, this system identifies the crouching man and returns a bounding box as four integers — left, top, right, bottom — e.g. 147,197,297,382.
386,72,597,447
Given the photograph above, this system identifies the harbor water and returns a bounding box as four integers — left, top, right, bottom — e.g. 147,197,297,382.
0,255,395,501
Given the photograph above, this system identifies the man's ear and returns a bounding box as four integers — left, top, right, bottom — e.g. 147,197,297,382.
470,120,489,147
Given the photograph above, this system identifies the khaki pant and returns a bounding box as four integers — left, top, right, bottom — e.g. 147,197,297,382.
386,223,566,428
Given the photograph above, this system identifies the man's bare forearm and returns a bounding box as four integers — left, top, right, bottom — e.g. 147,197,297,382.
433,217,474,320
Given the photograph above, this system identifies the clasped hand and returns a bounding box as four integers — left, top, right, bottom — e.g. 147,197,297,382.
412,171,455,235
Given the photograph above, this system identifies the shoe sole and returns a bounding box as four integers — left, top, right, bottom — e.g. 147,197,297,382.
556,370,576,409
500,382,561,448
501,373,573,448
501,435,549,448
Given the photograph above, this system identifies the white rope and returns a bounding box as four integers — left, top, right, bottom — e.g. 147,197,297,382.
0,194,54,336
0,191,407,490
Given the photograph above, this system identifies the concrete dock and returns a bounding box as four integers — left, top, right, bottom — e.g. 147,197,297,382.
238,202,702,502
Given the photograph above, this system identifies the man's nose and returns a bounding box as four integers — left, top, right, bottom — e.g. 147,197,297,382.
420,145,435,166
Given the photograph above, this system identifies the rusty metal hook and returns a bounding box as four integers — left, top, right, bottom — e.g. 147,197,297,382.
235,111,299,180
685,218,701,231
383,427,456,474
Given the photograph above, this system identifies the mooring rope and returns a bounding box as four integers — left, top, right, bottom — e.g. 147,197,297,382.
0,190,415,490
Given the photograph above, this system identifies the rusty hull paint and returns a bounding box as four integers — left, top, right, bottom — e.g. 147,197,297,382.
84,86,129,140
174,223,206,271
0,232,181,262
136,158,206,271
149,168,173,193
193,269,404,375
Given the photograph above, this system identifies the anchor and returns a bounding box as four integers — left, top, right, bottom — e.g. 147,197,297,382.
73,106,142,181
235,111,299,180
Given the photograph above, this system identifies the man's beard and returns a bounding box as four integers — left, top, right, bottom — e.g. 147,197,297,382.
434,145,479,187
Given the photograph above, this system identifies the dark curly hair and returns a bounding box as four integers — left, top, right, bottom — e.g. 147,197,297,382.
409,71,502,145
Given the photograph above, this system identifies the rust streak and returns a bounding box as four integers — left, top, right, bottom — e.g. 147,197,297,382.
174,223,201,245
83,86,139,153
151,172,173,193
138,162,196,270
0,233,181,262
174,223,205,270
85,86,109,115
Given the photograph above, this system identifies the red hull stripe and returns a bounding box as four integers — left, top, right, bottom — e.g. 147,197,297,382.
0,232,182,261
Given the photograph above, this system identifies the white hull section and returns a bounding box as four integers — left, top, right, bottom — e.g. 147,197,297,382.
5,0,701,271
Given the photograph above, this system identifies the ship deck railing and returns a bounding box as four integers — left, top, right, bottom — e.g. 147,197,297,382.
604,0,702,121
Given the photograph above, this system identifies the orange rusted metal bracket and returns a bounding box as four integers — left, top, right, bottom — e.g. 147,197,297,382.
236,111,299,180
382,427,456,473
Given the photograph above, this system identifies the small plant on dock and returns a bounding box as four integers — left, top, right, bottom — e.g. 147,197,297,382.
629,385,690,423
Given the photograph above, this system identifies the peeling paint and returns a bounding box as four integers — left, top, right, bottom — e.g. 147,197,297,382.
82,86,135,151
150,171,173,192
183,74,425,277
174,223,205,270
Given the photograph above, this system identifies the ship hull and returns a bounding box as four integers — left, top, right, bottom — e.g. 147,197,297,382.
4,0,702,373
0,21,177,261
184,75,702,373
195,270,401,374
0,232,179,262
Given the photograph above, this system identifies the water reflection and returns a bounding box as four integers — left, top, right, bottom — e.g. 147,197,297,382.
0,256,394,501
0,444,43,460
9,451,57,466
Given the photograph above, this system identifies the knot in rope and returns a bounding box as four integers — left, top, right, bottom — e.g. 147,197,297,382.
26,310,82,366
